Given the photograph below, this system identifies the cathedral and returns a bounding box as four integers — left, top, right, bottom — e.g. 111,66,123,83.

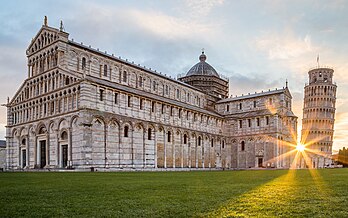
5,18,299,171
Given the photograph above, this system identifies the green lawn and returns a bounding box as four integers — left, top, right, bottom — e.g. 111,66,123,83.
0,169,347,217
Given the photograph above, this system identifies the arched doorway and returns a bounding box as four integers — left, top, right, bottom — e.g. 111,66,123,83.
60,131,68,168
37,126,47,168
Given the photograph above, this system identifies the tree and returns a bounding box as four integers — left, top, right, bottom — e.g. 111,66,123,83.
338,147,348,167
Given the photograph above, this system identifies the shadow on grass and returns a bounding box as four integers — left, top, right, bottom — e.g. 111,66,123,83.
0,170,286,217
200,169,348,217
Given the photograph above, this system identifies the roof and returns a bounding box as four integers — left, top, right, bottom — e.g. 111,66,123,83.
186,52,220,77
225,109,297,119
285,110,297,117
217,88,288,104
68,41,218,98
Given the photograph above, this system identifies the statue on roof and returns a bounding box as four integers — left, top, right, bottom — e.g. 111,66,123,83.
44,16,48,26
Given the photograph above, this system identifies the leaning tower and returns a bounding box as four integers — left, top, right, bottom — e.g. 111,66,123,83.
301,67,337,168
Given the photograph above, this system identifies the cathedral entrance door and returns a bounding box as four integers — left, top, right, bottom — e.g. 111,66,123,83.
40,141,46,168
62,145,68,168
22,149,26,168
258,157,263,167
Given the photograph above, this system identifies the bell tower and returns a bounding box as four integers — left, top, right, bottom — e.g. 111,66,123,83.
300,67,337,168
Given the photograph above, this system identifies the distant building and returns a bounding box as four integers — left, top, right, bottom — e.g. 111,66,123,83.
0,140,6,170
5,18,297,171
338,147,348,167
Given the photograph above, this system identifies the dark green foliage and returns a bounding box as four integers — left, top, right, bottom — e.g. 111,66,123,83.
0,169,347,217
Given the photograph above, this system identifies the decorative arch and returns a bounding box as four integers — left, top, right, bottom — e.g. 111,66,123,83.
36,123,47,135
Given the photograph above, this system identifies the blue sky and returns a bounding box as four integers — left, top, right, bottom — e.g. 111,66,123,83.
0,0,347,152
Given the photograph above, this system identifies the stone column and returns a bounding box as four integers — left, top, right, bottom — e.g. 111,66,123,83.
143,130,146,168
188,139,191,169
195,138,198,169
118,126,121,168
103,125,107,168
164,130,167,169
131,128,134,168
5,136,12,170
172,135,175,169
154,130,157,168
68,127,72,167
17,137,20,169
56,130,60,167
181,136,183,168
26,135,29,168
34,135,37,168
202,138,205,169
46,133,49,168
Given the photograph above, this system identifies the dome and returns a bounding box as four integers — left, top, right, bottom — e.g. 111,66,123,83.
186,51,220,77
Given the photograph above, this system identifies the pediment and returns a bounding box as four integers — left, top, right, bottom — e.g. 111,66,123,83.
9,80,28,106
26,25,68,56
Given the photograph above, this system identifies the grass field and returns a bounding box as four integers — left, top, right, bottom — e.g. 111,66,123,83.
0,169,347,217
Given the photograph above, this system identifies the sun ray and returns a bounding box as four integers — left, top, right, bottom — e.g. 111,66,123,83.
264,149,297,166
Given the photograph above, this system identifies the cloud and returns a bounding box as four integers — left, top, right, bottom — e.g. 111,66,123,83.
226,73,284,97
184,0,225,17
254,30,316,60
127,10,213,41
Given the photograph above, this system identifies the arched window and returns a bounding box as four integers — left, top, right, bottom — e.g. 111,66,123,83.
151,101,155,113
124,126,129,137
38,126,46,134
167,131,171,142
82,57,86,70
61,131,68,140
103,65,108,76
241,141,245,151
152,81,156,91
211,138,214,147
127,96,131,107
183,134,187,144
139,98,143,110
123,71,127,82
99,89,104,101
138,76,143,87
198,136,201,146
222,140,225,149
65,77,70,85
148,128,152,140
22,138,26,146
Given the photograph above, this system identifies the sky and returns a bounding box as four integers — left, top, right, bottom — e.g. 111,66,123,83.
0,0,347,153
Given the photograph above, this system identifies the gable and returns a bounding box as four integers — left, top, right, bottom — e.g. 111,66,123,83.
9,80,28,106
284,87,293,99
26,25,69,56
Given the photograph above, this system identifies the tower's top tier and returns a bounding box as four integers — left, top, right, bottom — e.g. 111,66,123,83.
308,67,334,85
